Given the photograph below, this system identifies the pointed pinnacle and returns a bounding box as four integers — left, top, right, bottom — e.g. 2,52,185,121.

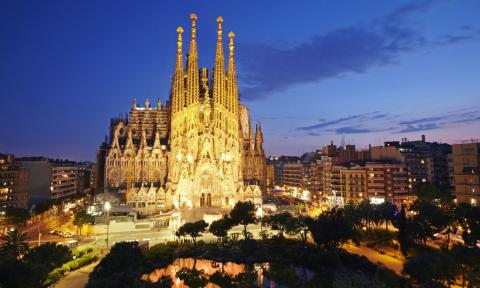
217,16,223,39
191,13,197,39
176,26,183,49
228,31,235,56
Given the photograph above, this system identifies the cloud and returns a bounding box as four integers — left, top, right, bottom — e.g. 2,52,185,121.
297,111,387,131
399,123,441,132
399,116,444,125
238,1,476,100
298,114,367,131
396,108,480,132
332,127,377,134
295,107,480,136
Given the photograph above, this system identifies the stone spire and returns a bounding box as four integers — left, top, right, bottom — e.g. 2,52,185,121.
186,13,199,106
125,129,136,154
213,16,225,107
153,130,161,149
172,26,184,113
249,121,255,151
255,123,263,151
141,129,147,149
227,31,238,114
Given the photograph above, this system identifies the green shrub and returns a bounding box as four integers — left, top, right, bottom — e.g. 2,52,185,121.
43,267,65,287
73,246,96,258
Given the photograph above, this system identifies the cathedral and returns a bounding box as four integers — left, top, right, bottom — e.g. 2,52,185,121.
101,14,266,215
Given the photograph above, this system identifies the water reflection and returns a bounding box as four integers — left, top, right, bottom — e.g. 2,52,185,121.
143,258,313,287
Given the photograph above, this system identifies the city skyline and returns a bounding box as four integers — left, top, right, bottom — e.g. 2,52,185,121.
1,0,480,161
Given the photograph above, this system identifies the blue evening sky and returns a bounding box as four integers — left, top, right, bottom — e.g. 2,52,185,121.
1,0,479,160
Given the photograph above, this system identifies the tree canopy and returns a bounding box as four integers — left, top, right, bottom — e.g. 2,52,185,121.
176,220,208,247
209,217,233,242
229,201,256,240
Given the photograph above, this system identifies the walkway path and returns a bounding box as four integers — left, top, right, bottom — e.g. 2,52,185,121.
344,243,404,275
53,261,99,288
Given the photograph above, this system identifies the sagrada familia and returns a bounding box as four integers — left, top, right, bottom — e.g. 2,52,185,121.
99,14,266,214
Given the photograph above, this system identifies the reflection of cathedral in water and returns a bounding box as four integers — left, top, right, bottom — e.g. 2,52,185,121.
100,14,265,213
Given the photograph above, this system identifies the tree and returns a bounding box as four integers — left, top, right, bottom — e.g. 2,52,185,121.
33,201,51,216
343,201,362,230
88,242,144,288
455,203,480,248
176,220,208,248
393,205,410,256
24,242,71,270
378,201,397,232
209,217,233,243
404,249,459,287
308,209,359,249
0,228,29,259
0,255,33,288
263,212,292,239
23,243,72,286
450,245,480,288
286,215,312,245
416,183,454,205
357,200,374,231
229,201,256,240
73,210,94,235
407,200,451,247
4,207,30,227
176,267,208,288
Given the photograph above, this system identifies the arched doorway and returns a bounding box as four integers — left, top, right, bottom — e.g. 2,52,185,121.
200,172,213,207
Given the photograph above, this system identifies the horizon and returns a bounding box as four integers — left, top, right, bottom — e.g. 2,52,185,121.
1,0,479,161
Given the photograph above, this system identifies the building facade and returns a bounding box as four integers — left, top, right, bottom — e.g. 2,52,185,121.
18,158,85,205
365,162,409,205
0,155,28,210
102,15,265,212
453,141,480,205
50,166,79,201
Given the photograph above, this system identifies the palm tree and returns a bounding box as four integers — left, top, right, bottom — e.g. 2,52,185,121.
0,228,29,259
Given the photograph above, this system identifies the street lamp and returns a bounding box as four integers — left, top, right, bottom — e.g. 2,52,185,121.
104,201,111,248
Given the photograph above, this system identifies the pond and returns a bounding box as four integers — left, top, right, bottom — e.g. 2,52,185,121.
143,258,316,287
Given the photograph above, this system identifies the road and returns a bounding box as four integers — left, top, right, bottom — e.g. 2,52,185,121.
91,224,265,248
53,261,99,288
344,243,404,275
24,214,74,246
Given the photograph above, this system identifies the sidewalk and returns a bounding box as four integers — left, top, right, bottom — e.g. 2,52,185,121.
344,243,404,275
53,261,99,288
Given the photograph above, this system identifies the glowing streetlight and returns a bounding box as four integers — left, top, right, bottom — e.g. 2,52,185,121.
104,201,111,211
105,201,111,248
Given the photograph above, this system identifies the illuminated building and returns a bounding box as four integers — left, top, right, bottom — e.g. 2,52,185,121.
19,158,81,203
103,14,265,213
365,162,409,205
0,154,28,211
453,141,480,205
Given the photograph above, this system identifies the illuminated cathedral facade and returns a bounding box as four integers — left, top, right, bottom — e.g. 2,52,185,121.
102,14,265,213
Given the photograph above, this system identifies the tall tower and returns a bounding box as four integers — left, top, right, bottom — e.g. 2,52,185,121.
105,14,263,215
167,14,245,209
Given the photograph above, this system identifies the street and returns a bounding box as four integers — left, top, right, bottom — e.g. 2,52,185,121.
53,261,99,288
24,214,75,246
344,243,404,275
